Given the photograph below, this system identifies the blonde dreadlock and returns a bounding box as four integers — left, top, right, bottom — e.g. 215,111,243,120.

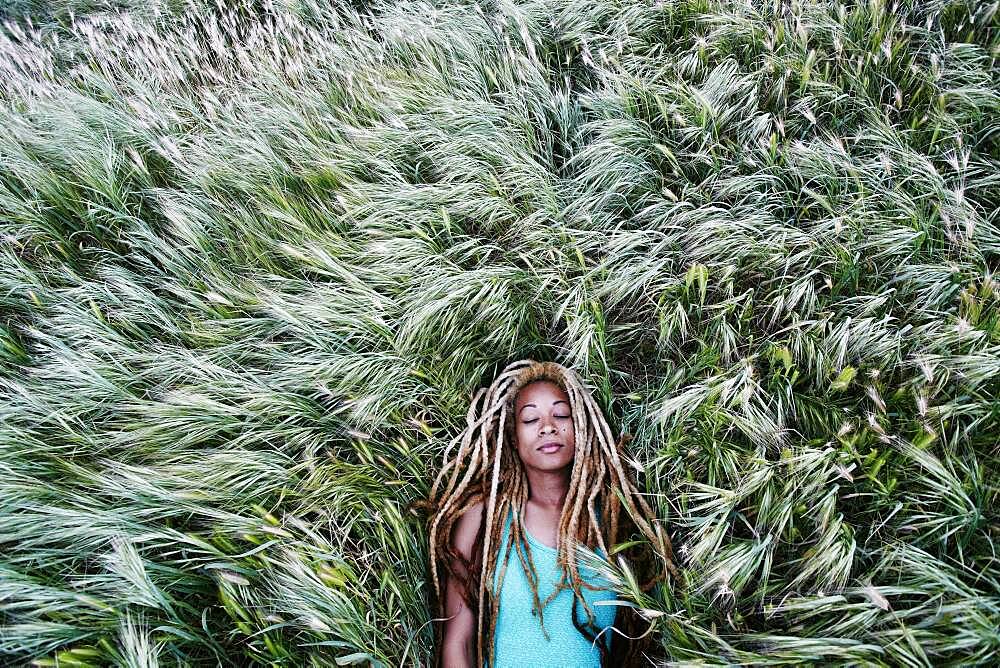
420,359,680,667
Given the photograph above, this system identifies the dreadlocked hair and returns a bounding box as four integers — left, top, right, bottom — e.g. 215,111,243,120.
417,359,680,668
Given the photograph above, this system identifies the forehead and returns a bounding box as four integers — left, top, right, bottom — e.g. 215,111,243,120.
515,380,569,409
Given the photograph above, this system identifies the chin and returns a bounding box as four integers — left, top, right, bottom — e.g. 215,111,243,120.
533,454,574,470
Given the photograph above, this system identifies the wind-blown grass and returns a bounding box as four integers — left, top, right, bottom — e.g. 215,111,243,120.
1,0,997,665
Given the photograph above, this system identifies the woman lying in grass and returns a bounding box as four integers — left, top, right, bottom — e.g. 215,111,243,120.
423,360,680,667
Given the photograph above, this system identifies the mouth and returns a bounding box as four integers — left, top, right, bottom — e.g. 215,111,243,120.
537,441,563,453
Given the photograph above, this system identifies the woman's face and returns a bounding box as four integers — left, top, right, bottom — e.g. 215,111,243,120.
513,380,575,472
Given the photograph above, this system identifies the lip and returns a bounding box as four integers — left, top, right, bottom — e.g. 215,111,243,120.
537,441,563,452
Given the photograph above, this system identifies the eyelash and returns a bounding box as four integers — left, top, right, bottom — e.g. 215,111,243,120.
522,416,570,423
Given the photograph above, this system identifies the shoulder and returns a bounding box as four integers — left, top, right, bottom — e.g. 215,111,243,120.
450,501,484,561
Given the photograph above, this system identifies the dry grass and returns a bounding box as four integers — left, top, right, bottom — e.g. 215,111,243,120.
0,0,997,665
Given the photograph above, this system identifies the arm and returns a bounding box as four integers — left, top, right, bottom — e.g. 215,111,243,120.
440,502,483,668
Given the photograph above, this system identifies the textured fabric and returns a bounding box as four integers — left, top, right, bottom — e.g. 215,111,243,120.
489,505,618,668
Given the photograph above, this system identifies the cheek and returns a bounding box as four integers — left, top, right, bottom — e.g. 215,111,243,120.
561,420,575,441
514,425,531,455
563,430,576,462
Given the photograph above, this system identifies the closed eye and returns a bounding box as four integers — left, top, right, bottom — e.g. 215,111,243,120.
522,415,571,423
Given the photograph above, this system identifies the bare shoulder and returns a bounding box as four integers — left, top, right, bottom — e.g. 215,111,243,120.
451,500,484,561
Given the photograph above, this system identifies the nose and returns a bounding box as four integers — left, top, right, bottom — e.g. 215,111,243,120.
539,420,557,435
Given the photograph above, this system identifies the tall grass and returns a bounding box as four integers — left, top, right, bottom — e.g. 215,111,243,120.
1,0,997,665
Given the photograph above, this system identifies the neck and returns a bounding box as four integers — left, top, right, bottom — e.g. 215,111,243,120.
525,465,571,510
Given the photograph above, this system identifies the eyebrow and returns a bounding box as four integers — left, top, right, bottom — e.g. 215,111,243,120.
519,400,568,414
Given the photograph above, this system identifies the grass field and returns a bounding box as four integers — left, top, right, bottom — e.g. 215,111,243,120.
1,0,998,665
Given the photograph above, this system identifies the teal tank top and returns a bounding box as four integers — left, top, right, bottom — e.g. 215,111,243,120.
489,506,618,667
